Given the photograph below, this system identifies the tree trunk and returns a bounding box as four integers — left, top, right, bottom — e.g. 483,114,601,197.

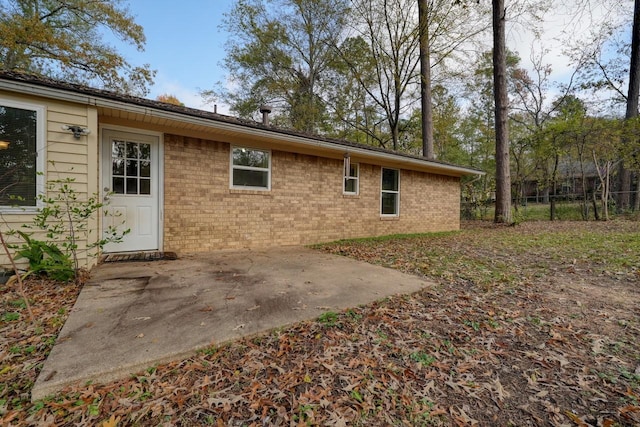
550,153,559,221
635,174,640,211
418,0,434,159
592,191,600,220
492,0,512,223
617,165,631,211
578,142,589,220
604,162,610,220
619,0,640,210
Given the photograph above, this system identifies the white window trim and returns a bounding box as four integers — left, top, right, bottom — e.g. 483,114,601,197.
343,162,359,195
0,98,46,213
229,146,271,191
380,167,400,217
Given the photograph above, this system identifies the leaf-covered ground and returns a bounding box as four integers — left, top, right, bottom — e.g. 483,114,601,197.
1,220,639,426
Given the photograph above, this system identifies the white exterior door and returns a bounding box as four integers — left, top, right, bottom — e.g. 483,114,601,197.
102,129,160,252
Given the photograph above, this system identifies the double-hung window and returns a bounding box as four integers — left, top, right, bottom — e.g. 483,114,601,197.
344,162,359,195
381,168,399,216
230,146,271,190
0,100,45,209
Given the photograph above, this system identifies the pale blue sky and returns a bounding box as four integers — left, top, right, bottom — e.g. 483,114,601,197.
119,0,235,112
115,1,629,116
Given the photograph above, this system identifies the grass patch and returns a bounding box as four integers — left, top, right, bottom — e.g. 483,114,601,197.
311,230,460,247
317,311,338,327
318,220,639,289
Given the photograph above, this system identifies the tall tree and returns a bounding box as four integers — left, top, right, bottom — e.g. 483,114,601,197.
418,0,434,158
627,0,640,118
209,0,348,132
338,0,489,150
0,0,154,95
325,36,387,146
561,0,635,209
343,0,421,150
492,0,512,223
620,0,640,210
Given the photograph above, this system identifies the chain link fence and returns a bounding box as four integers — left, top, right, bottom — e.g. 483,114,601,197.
462,191,639,221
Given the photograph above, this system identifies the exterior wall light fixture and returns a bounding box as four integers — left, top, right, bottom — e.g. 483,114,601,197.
61,125,91,139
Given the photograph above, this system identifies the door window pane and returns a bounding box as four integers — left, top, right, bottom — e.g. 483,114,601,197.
126,160,138,176
113,177,125,194
140,179,151,195
112,159,124,176
126,142,139,159
140,161,150,177
126,178,138,194
139,143,150,160
111,140,152,195
112,141,125,157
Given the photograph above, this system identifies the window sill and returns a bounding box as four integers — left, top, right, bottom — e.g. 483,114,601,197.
380,215,400,221
0,207,39,214
229,189,272,196
342,193,360,199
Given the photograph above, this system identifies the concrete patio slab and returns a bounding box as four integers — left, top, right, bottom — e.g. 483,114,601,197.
32,247,431,400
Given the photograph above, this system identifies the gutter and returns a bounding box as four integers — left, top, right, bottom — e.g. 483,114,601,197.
0,79,484,177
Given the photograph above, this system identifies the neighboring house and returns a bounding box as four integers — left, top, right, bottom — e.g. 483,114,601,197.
0,72,481,268
521,160,601,203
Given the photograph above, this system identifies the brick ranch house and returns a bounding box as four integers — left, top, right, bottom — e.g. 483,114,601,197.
0,72,481,268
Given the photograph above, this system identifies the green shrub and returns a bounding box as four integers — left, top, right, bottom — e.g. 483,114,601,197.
9,172,128,284
14,231,74,282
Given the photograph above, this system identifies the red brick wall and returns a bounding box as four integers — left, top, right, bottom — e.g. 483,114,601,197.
163,134,460,252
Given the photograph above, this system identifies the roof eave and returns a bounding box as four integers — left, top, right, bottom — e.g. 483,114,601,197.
0,78,484,177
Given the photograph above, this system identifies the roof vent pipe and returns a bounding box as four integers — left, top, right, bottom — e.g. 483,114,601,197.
259,105,272,125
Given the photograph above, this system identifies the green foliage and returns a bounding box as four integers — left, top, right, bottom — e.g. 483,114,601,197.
0,0,155,95
1,312,20,322
209,0,348,131
409,351,436,367
8,298,27,308
350,389,363,403
14,230,74,282
513,203,588,222
317,311,338,326
12,175,128,283
345,308,363,322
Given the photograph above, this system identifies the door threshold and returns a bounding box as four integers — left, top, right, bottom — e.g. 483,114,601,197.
100,251,178,263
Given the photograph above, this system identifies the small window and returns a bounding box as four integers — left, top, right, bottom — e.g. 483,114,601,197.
381,168,399,216
0,100,45,208
344,163,359,195
230,146,271,190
